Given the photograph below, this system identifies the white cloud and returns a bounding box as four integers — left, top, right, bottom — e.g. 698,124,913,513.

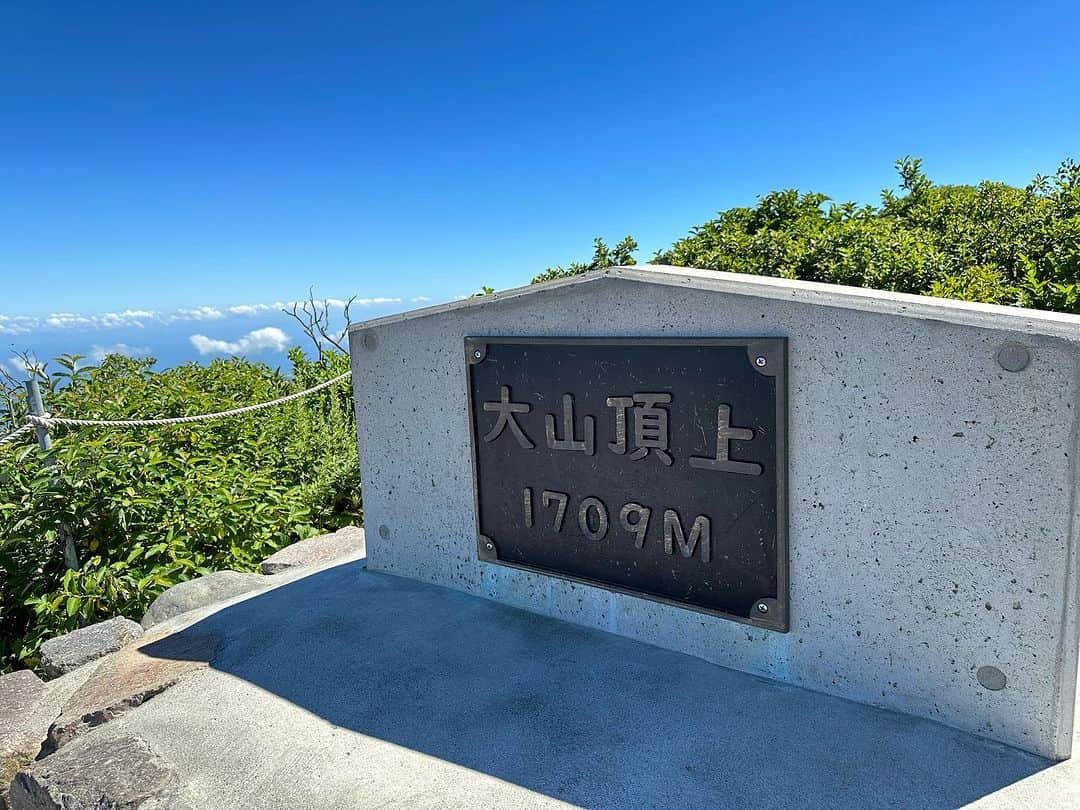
0,315,33,335
98,309,155,328
410,296,431,303
4,358,27,375
2,293,409,334
3,356,45,377
173,306,224,321
89,343,152,362
45,313,94,329
226,304,272,316
189,326,290,356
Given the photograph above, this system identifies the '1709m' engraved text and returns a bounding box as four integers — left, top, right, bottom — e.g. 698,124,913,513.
522,487,712,563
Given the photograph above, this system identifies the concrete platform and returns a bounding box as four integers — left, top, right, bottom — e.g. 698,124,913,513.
56,558,1080,809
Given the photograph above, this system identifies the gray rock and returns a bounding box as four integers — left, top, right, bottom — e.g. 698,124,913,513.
1,668,97,810
46,631,219,753
260,526,366,574
10,732,196,810
39,617,143,679
140,570,266,629
1,671,47,810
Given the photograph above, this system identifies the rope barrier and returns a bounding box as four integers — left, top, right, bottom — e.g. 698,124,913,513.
2,369,351,439
0,423,34,447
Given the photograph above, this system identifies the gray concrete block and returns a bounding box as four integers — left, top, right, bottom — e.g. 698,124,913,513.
39,617,143,679
348,265,1080,759
141,570,266,629
260,526,365,575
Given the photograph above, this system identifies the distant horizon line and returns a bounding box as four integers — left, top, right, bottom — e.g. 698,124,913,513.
0,294,433,337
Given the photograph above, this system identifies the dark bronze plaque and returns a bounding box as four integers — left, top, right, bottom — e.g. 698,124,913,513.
465,337,788,631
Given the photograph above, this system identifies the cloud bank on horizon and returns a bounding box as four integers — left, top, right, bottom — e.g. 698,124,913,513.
2,293,435,371
0,294,428,336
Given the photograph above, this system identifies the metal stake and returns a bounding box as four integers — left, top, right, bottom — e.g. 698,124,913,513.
25,380,79,570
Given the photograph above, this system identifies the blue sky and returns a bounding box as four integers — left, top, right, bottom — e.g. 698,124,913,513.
1,1,1077,370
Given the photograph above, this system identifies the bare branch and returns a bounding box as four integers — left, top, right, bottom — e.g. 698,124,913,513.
0,351,46,431
12,350,49,386
0,363,19,391
281,288,356,361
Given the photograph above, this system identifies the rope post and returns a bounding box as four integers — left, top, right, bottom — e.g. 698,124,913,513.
25,380,79,570
26,380,53,456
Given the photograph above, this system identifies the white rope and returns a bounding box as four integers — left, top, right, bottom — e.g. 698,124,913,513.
0,422,34,447
23,370,351,430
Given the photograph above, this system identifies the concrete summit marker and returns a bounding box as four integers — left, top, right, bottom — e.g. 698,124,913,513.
349,265,1080,760
464,337,788,630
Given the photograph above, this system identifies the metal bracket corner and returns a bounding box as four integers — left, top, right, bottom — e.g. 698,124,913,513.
466,339,487,365
745,339,784,377
477,534,498,561
749,598,787,632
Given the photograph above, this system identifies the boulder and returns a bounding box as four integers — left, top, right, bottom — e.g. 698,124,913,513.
1,667,96,810
260,526,366,575
1,671,47,810
10,732,196,810
45,631,219,753
39,617,143,679
140,570,266,629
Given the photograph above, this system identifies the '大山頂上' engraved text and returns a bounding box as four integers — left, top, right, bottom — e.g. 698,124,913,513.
482,389,760,474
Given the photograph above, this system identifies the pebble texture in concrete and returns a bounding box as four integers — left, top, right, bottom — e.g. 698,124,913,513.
38,617,142,679
141,570,266,629
25,560,1077,809
260,526,365,575
348,266,1080,760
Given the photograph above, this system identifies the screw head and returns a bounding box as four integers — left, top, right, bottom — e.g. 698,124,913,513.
755,355,767,368
485,542,494,550
473,350,482,359
756,602,769,614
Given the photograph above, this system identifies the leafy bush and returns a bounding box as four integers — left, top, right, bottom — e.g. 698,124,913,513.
540,158,1080,314
532,236,639,284
0,349,359,673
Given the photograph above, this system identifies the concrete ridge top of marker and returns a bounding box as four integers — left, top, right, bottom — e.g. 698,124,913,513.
349,265,1080,340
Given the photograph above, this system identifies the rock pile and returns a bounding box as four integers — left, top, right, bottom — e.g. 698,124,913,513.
0,526,364,809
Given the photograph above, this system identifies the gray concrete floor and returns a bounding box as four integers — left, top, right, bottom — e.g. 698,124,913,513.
114,559,1078,809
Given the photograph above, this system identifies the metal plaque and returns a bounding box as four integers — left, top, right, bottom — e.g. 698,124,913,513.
465,337,788,631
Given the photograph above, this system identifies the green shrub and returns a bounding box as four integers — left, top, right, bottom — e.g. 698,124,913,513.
539,157,1080,314
0,349,359,673
532,236,638,284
